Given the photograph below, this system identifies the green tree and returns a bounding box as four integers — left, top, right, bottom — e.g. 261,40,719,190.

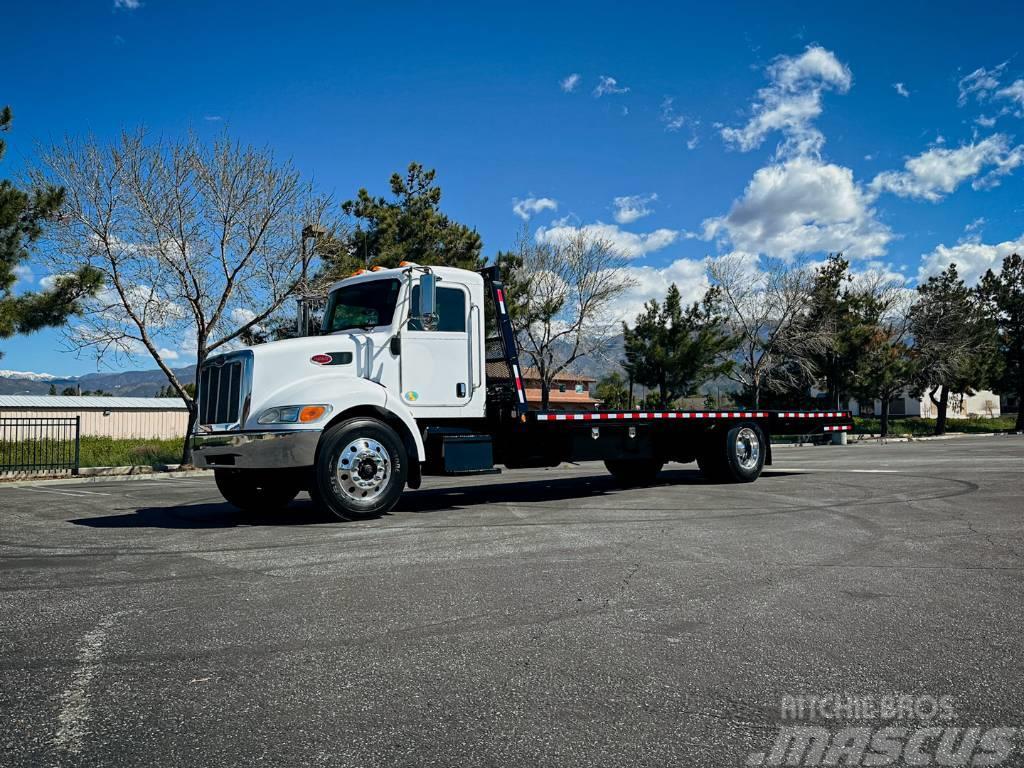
979,253,1024,431
805,253,882,409
909,264,994,435
61,386,77,396
622,284,735,408
322,163,483,278
48,383,57,395
0,106,101,357
595,372,629,410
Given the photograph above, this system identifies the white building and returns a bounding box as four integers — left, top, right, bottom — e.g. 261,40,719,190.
0,396,189,439
850,387,1001,419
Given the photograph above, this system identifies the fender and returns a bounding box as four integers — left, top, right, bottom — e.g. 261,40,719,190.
251,375,425,462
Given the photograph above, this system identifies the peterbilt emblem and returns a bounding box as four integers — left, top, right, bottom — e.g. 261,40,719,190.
310,354,333,365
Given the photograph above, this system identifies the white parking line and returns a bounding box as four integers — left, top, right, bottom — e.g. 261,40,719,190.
20,487,112,497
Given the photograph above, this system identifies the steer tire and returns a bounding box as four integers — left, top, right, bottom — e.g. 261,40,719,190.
697,421,765,483
604,459,664,487
313,418,407,521
214,469,301,511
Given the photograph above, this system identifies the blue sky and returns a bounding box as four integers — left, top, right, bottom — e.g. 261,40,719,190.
4,0,1024,376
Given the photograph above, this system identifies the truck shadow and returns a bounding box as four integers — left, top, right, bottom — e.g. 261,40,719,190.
69,468,801,529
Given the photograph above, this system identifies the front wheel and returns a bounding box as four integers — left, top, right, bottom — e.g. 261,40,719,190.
214,469,300,511
313,418,408,521
697,422,765,483
605,459,664,487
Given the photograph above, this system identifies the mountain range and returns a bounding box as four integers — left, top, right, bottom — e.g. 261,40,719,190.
0,366,198,397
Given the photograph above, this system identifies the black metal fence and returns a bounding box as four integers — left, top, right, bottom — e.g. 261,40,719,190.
0,417,80,475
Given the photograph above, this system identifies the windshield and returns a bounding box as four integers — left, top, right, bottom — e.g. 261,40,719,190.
322,278,401,333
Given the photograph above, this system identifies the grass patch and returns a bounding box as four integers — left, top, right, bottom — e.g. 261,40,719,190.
79,436,184,467
1,436,184,469
853,416,1017,436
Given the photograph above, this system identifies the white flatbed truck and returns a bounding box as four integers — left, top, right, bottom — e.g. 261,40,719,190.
191,263,853,519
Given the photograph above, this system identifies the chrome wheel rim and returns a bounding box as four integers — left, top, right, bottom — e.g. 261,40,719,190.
336,437,391,502
735,427,760,470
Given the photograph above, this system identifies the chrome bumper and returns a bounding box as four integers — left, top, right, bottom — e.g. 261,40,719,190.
191,430,320,469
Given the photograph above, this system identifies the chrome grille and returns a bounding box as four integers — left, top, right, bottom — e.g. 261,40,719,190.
198,355,247,426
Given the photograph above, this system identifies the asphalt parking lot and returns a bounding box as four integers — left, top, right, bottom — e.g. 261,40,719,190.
2,435,1023,767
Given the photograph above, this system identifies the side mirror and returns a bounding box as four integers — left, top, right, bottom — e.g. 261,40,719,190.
418,272,437,329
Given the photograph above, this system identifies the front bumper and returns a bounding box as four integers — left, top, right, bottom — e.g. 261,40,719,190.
191,430,320,469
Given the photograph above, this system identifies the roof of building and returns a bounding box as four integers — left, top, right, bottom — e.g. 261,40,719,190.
519,367,597,383
0,395,189,410
523,388,600,405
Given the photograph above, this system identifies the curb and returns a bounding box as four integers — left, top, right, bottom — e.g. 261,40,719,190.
0,468,212,488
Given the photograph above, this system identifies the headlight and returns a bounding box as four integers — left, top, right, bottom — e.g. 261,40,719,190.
257,404,332,425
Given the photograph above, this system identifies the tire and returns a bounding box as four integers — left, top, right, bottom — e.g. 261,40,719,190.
604,459,664,487
313,418,408,521
214,469,300,511
697,422,765,483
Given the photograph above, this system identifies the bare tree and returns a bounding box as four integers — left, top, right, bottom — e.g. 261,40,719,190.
33,130,334,462
709,254,829,409
508,230,635,409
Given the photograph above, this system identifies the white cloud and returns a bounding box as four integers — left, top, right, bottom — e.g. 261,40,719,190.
964,217,986,235
203,115,223,122
893,82,910,98
512,197,558,221
535,221,678,260
997,79,1024,111
869,134,1024,202
608,258,710,322
975,115,997,128
113,0,141,8
560,73,581,93
13,264,34,286
958,63,1007,106
660,97,686,132
720,45,852,158
612,193,657,224
917,234,1024,285
593,75,629,98
702,156,892,261
157,347,179,361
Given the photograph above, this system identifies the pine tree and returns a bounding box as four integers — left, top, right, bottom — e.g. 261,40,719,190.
0,106,101,357
322,163,483,278
979,253,1024,431
622,284,735,408
909,264,994,435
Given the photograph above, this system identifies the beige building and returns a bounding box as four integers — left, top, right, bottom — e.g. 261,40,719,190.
0,395,189,439
851,387,1001,419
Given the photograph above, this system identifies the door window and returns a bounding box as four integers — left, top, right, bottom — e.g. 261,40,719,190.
408,285,467,332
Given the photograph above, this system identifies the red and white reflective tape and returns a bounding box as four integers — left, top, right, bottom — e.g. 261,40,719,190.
511,363,526,403
496,288,508,316
535,411,771,422
823,424,853,432
778,411,850,418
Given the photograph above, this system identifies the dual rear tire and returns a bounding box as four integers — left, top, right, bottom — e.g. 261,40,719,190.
697,422,765,483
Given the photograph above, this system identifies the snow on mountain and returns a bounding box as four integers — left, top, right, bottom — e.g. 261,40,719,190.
0,370,72,382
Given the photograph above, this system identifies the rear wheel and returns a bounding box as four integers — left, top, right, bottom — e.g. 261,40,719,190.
313,418,407,521
214,469,301,511
697,422,765,483
605,459,664,487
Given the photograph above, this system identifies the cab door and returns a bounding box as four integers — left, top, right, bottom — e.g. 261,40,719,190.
398,283,472,408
